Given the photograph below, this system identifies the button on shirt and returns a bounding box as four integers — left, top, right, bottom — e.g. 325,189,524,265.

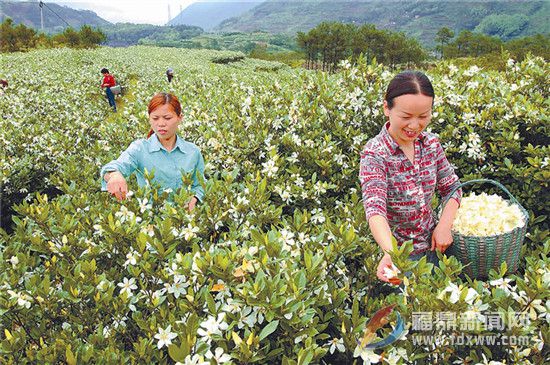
359,122,461,254
101,134,205,201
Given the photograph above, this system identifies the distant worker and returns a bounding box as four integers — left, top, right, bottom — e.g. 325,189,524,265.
100,68,117,112
166,68,174,83
0,79,7,96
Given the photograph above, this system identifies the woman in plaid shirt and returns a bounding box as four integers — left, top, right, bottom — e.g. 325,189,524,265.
359,71,462,283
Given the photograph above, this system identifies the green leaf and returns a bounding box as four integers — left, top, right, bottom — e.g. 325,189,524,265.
259,320,279,341
297,348,314,365
66,346,77,365
168,343,186,362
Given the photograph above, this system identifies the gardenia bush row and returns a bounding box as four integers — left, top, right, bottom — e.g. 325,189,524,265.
0,47,548,364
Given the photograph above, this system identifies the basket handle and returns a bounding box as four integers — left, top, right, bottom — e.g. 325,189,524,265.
439,178,524,213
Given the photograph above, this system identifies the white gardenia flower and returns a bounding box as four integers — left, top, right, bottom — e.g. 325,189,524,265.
8,290,32,308
326,337,345,354
9,256,19,268
197,313,229,342
167,275,188,298
181,224,200,241
438,282,462,304
353,345,381,364
117,277,138,297
154,325,177,349
453,193,525,236
205,347,232,363
489,278,514,294
177,354,209,365
137,197,152,213
464,288,479,305
383,264,401,280
123,249,141,267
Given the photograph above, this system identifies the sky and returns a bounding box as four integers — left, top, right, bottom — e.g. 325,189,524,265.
55,1,197,25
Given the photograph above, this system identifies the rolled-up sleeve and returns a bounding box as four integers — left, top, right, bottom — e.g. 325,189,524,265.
191,150,206,202
359,151,388,221
434,139,462,205
100,141,141,191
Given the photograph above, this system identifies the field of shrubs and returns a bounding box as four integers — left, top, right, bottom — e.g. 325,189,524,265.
0,46,548,364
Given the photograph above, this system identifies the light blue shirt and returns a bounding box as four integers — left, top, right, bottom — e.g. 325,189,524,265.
100,134,205,201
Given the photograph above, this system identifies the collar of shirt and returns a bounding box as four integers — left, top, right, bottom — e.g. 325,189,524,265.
147,134,188,154
379,121,427,155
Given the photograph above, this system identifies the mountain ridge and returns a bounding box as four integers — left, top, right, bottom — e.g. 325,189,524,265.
216,0,550,46
168,0,264,30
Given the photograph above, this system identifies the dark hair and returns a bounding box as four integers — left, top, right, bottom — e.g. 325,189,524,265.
101,68,109,74
385,70,434,109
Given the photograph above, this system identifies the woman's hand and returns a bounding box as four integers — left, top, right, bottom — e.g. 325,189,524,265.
431,222,453,253
105,171,128,201
187,196,198,212
376,253,394,283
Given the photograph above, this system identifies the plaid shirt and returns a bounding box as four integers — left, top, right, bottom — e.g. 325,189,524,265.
359,122,462,254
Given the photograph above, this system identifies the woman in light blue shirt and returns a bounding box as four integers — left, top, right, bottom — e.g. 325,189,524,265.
101,92,205,210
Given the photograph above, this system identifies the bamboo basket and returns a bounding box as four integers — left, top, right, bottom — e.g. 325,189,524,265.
442,179,529,279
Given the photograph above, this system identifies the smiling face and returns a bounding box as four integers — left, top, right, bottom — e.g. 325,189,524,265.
149,103,182,141
384,93,433,147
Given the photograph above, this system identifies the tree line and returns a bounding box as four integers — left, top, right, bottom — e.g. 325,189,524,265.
0,19,106,52
435,27,550,61
297,22,426,71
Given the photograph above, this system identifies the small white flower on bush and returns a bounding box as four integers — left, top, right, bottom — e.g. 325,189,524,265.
123,249,140,267
464,65,481,76
311,208,325,224
453,193,525,236
180,223,200,241
115,205,141,224
137,197,152,213
117,277,137,297
261,158,279,177
167,275,188,299
438,282,463,304
489,278,514,295
9,256,18,268
198,313,229,343
205,347,232,363
339,59,351,69
383,264,401,280
353,345,381,364
326,337,345,354
8,290,32,308
464,299,489,322
464,287,479,305
96,280,110,291
279,229,295,247
154,325,177,349
177,354,209,365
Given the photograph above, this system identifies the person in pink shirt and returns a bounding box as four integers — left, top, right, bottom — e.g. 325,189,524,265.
359,70,462,283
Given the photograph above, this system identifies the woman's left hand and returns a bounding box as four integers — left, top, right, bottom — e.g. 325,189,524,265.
431,223,453,253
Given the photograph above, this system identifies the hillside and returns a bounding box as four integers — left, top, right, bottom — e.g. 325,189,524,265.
0,1,111,33
100,23,204,47
168,0,263,30
217,0,550,46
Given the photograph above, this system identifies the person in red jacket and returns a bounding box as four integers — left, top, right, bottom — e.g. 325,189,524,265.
101,68,117,112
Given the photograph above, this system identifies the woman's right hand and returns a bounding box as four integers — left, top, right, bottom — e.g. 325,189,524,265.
105,171,128,201
376,253,394,283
